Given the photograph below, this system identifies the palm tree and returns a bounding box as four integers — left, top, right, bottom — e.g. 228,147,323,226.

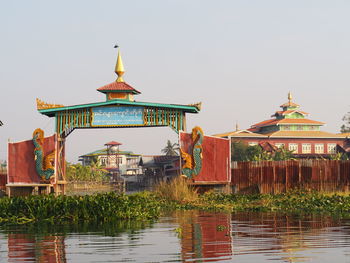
161,140,179,156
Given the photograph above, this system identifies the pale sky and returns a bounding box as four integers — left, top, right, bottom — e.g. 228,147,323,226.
1,0,350,162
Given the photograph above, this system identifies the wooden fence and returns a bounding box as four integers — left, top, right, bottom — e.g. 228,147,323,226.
0,171,6,191
231,160,350,194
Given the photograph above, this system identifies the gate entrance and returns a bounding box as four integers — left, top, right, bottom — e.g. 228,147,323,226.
36,49,201,194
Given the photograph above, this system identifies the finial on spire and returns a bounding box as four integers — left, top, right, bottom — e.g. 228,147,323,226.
235,122,239,131
114,47,125,82
288,91,293,103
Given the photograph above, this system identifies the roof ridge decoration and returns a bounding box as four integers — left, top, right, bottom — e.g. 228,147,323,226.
280,92,300,108
188,102,202,111
115,49,125,82
36,98,64,110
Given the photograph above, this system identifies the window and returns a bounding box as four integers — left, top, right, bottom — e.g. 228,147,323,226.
296,126,303,131
275,143,285,149
248,142,258,146
315,144,324,154
289,143,298,153
284,125,291,131
100,157,107,166
327,143,337,154
302,143,311,154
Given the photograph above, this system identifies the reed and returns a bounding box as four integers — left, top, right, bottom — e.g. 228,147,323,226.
155,176,198,203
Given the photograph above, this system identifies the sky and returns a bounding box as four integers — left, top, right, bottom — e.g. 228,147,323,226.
1,0,350,163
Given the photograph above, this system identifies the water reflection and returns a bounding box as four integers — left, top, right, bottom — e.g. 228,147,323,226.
7,234,66,262
174,210,233,262
1,212,350,262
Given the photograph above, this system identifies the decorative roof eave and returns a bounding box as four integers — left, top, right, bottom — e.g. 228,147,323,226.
38,99,200,117
271,110,309,117
36,98,64,110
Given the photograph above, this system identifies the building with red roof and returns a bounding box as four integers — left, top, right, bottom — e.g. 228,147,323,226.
215,93,350,158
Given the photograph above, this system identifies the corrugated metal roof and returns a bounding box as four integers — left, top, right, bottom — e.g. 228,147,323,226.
265,130,347,138
79,148,135,157
214,130,267,138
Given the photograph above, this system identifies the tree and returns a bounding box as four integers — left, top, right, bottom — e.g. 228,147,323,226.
231,141,294,162
341,112,350,133
161,140,179,156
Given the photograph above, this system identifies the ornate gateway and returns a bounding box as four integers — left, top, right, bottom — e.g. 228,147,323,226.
32,128,55,181
180,126,204,179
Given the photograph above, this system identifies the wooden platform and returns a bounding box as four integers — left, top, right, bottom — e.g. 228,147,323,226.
5,183,66,197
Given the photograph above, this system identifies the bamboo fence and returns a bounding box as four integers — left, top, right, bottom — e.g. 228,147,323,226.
231,160,350,194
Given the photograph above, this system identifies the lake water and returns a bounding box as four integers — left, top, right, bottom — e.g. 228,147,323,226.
1,211,350,262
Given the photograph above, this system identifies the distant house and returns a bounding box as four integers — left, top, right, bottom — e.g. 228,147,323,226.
139,155,180,181
215,93,350,158
79,147,142,176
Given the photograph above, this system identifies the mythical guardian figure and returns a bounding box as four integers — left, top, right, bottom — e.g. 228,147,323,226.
180,126,204,179
33,128,55,181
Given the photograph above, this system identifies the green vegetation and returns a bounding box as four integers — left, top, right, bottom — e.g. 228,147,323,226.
161,140,179,156
0,192,162,225
4,187,350,225
330,153,349,161
155,176,198,203
231,141,294,161
66,162,109,182
193,190,350,213
341,111,350,133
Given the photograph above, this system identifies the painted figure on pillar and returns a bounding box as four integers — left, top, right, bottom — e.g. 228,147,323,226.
180,126,204,179
32,128,55,181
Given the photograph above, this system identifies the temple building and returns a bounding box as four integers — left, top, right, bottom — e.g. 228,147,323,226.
215,93,350,158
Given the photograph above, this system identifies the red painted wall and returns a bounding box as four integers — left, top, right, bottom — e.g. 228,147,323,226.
232,137,346,154
8,135,56,184
180,133,230,183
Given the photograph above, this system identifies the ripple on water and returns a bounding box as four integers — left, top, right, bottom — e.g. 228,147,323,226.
2,212,350,262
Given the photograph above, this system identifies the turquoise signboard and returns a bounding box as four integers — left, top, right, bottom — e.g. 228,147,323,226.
92,106,144,126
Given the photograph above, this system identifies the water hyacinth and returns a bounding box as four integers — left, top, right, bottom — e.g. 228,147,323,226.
2,189,350,225
0,192,162,225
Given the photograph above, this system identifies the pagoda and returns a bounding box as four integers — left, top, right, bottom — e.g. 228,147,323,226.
97,50,141,102
215,93,349,157
248,92,325,135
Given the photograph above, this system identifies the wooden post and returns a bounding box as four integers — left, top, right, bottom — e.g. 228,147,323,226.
183,113,187,132
285,162,288,192
273,162,276,194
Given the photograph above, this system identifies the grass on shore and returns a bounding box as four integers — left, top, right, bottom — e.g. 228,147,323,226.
3,180,350,225
155,176,198,203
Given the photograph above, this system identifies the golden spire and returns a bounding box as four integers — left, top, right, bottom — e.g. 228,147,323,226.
115,49,125,82
288,91,293,103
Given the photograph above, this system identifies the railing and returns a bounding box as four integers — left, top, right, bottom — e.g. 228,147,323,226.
231,160,350,194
